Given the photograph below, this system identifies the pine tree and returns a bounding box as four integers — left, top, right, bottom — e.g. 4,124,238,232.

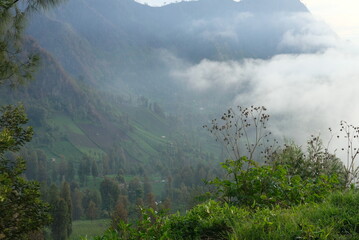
100,178,120,211
51,198,69,240
0,0,63,238
111,200,128,228
85,200,98,221
91,160,99,178
71,188,84,221
60,182,72,237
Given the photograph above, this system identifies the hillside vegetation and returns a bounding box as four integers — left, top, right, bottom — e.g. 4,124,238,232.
1,0,355,239
87,106,359,240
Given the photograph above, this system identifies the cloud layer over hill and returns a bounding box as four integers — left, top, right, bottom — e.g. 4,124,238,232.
171,12,358,143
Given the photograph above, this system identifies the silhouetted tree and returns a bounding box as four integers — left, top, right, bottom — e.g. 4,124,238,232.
71,188,84,220
51,198,69,240
60,182,72,237
85,200,98,221
91,160,99,178
100,178,120,211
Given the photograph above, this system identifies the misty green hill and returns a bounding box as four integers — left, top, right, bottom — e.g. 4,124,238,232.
2,0,335,170
0,38,176,171
26,0,322,97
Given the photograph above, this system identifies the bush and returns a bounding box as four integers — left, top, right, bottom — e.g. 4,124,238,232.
167,201,247,239
208,156,340,208
89,201,248,240
270,139,347,188
89,191,359,240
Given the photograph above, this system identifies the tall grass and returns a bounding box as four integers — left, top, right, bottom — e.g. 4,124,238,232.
229,191,359,240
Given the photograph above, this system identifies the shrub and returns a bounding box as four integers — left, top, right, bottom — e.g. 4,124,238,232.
270,138,347,188
208,156,340,208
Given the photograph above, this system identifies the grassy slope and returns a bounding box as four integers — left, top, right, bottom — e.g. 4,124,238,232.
32,105,171,165
70,219,110,240
229,191,359,240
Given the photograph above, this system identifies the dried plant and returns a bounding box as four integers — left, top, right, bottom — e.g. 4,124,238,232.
203,106,272,165
331,121,359,187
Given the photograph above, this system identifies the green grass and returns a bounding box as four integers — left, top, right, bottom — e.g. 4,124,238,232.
229,191,359,240
51,114,84,135
124,106,169,137
69,219,110,240
48,140,83,159
80,176,103,191
78,146,106,157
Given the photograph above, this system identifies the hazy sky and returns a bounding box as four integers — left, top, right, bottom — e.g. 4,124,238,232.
135,0,359,43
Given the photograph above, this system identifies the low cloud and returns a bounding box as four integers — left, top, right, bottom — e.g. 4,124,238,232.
185,12,337,54
171,35,359,144
278,13,339,52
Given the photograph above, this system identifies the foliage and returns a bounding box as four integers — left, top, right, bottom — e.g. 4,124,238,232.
204,106,344,208
0,0,65,87
0,105,50,239
1,1,71,237
84,104,358,240
208,156,340,208
51,198,70,240
91,191,359,240
0,105,33,153
88,201,247,240
270,138,347,188
165,201,245,240
100,177,120,211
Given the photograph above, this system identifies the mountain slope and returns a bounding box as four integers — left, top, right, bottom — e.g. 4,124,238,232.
26,0,320,93
1,38,174,169
6,0,336,169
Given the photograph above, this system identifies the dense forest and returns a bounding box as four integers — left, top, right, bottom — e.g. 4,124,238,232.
1,0,359,240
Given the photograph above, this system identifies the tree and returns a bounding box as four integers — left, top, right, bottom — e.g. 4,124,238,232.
51,198,69,240
78,156,91,186
0,0,64,87
111,200,128,228
100,178,120,211
143,176,152,197
270,138,346,186
128,177,143,203
71,188,84,220
0,105,51,239
65,161,75,182
60,182,72,237
85,200,98,221
145,192,157,210
0,1,64,238
36,150,48,183
91,159,99,178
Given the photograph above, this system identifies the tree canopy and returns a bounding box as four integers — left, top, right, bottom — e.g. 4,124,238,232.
0,0,65,86
0,0,64,238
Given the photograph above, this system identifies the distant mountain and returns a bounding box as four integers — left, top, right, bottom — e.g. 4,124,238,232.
4,0,335,167
239,0,308,12
26,0,318,92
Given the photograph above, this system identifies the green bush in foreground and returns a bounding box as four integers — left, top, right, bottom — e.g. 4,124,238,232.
87,191,359,240
208,157,341,209
230,190,359,240
86,201,246,240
